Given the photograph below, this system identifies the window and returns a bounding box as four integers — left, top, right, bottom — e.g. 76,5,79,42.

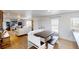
51,18,59,33
71,17,79,30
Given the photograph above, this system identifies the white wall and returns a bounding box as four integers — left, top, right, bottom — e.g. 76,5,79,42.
33,17,52,30
59,15,75,41
33,17,39,30
59,12,79,41
38,17,52,30
33,12,79,41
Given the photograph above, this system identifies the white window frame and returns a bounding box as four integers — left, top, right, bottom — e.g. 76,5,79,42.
51,18,59,33
71,17,79,30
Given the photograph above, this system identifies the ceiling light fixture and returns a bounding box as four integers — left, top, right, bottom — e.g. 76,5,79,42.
47,10,60,14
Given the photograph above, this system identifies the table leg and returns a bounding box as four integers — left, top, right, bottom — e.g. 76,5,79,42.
45,38,48,49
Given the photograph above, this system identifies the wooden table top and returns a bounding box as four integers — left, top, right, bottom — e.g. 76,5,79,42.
34,30,53,38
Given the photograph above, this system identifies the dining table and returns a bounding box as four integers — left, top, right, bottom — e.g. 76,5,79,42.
34,30,54,49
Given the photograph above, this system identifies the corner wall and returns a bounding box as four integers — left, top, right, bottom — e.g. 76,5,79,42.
59,15,75,41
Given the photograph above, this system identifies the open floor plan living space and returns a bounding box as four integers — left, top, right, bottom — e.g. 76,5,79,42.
0,10,79,49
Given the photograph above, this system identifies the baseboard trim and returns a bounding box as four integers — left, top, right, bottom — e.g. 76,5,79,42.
59,37,76,42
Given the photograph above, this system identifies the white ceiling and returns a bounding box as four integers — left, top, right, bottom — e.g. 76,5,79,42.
3,10,79,18
32,10,79,16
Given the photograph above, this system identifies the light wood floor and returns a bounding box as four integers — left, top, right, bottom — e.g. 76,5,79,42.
6,31,28,49
5,31,78,49
54,39,78,49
